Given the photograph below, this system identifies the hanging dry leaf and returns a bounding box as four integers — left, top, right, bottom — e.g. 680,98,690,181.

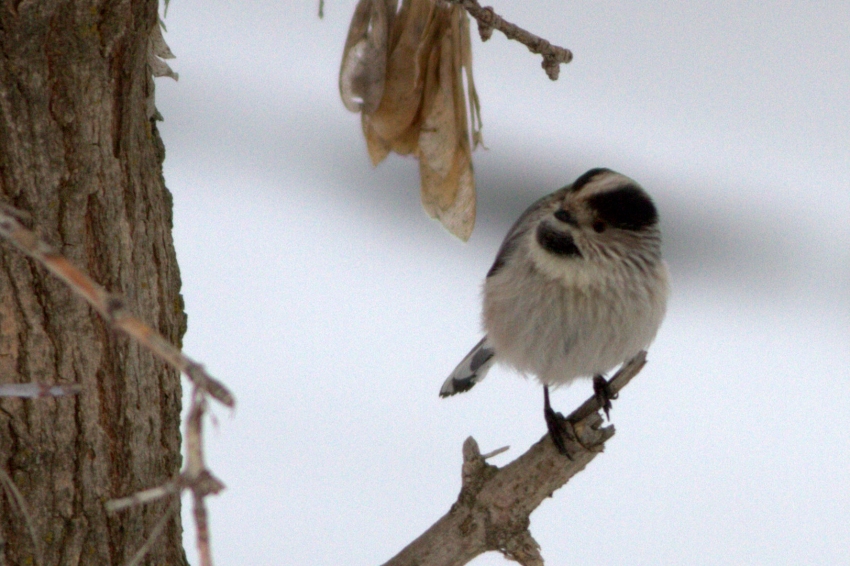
340,0,482,241
339,0,395,114
361,0,437,164
417,5,477,240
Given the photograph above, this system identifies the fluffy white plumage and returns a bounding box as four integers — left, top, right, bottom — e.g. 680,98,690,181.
441,168,669,403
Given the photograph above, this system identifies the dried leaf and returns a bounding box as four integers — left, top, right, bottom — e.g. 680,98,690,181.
339,0,392,114
460,13,483,151
341,0,482,240
362,0,437,161
417,5,476,240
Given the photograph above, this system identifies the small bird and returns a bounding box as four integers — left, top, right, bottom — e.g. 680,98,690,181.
440,168,669,455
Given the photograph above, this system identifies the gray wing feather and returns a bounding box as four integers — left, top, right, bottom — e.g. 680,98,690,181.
487,189,566,278
439,336,496,397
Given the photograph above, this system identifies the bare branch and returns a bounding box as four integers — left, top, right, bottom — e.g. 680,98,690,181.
0,205,234,408
193,490,215,566
443,0,573,80
382,353,648,566
0,382,82,398
185,388,224,566
125,498,181,566
105,387,225,566
1,204,231,565
105,480,182,513
566,351,646,423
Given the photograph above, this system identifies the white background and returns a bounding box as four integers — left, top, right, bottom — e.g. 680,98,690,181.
154,1,849,564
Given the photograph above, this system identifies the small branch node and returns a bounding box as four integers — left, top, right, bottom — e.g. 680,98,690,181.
446,0,573,80
189,469,227,498
501,529,543,566
105,294,127,319
476,6,495,41
541,54,560,81
584,411,604,431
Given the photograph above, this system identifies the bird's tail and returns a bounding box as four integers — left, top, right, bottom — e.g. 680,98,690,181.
439,335,496,397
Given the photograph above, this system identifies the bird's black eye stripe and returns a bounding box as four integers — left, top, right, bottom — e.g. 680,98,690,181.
536,223,582,257
569,168,611,193
587,185,658,231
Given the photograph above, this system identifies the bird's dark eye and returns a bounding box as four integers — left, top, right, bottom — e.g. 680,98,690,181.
554,209,577,226
592,221,606,233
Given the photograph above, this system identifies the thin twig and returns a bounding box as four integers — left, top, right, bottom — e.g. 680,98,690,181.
1,203,231,566
125,497,181,566
0,467,44,566
444,0,573,80
567,351,647,423
105,387,225,566
0,383,82,398
105,480,182,513
193,492,214,566
0,206,234,407
185,387,221,566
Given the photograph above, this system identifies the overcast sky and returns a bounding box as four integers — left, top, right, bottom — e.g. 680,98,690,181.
154,1,849,564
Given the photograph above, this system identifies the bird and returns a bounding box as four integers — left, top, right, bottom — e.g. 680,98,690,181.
440,168,669,456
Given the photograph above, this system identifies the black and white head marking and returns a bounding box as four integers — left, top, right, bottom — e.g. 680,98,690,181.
486,191,562,278
535,222,582,257
586,185,658,232
486,169,660,276
569,167,612,193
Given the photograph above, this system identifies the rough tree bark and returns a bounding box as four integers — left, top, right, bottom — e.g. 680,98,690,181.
0,0,187,564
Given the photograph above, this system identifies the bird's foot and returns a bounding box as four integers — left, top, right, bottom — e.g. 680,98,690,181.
544,385,584,458
593,374,618,421
545,406,585,459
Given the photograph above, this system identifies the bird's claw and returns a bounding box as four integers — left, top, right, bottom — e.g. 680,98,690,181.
544,384,591,458
593,374,618,420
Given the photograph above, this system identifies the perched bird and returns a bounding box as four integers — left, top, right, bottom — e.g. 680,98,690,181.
440,168,669,455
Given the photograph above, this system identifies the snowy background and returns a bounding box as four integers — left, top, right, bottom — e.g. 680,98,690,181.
153,1,849,564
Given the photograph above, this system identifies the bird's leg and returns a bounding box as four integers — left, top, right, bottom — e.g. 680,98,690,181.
593,374,618,420
543,385,583,458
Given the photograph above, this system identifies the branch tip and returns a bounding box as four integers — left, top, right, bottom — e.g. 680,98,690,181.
462,436,481,461
446,0,573,80
502,529,543,566
475,6,494,41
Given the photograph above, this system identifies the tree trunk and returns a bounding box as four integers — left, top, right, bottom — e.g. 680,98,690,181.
0,0,187,564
